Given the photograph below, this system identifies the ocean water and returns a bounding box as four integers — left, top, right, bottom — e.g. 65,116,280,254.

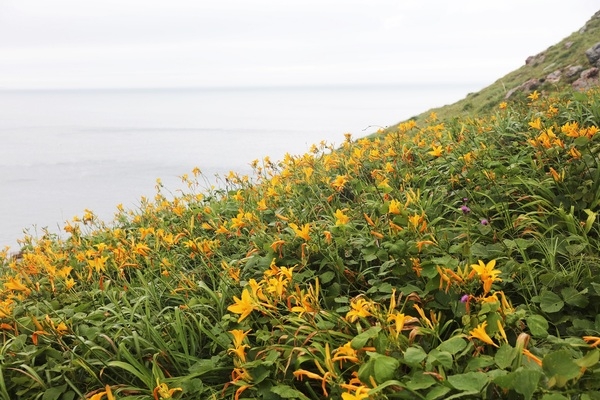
0,84,481,250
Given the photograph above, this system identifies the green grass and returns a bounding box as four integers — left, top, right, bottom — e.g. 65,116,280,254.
392,11,600,125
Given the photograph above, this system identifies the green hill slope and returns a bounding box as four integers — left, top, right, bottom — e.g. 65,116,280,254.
399,10,600,125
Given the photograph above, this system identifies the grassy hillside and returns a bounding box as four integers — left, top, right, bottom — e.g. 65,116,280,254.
396,10,600,125
1,12,600,400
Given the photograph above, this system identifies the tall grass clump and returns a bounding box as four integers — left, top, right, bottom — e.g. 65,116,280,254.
1,88,600,399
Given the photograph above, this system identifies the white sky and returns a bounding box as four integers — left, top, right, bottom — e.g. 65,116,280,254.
0,0,598,89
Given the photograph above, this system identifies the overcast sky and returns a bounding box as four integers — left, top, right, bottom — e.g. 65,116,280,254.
0,0,598,90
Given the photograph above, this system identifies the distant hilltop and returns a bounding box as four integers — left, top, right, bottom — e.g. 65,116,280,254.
403,9,600,124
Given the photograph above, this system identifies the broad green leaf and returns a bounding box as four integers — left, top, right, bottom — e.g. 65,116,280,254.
270,385,311,400
561,287,588,308
526,314,549,338
503,238,534,250
512,369,543,400
319,271,335,284
427,349,453,369
541,394,569,400
405,372,436,391
425,385,451,400
493,368,542,400
351,326,381,349
249,365,270,384
369,353,399,383
465,355,494,372
404,346,427,366
574,136,590,147
575,349,600,369
539,290,564,313
565,243,585,256
495,344,517,369
447,371,488,392
437,336,468,355
42,385,67,400
189,359,217,374
542,350,581,388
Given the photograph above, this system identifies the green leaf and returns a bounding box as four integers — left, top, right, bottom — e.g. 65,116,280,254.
526,314,549,338
575,349,600,369
370,352,400,383
425,385,451,400
437,336,467,355
270,385,311,400
465,355,494,372
541,394,569,400
574,136,590,147
405,372,436,391
561,287,589,308
427,349,453,369
43,385,67,400
404,346,427,366
493,368,542,400
503,238,534,250
494,344,517,369
351,326,381,349
447,371,488,392
512,369,543,400
319,271,335,284
542,350,581,388
189,359,217,375
539,290,564,313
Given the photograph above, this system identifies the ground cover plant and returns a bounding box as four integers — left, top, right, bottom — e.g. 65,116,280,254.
1,87,600,400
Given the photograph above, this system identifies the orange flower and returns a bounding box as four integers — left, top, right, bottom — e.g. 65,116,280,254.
89,385,115,400
583,336,600,348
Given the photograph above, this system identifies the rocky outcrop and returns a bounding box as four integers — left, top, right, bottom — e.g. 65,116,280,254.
504,78,541,99
585,42,600,67
506,39,600,98
572,67,599,91
525,52,545,66
546,70,562,84
565,65,584,78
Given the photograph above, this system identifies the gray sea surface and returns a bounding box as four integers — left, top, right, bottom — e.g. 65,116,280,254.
0,84,482,250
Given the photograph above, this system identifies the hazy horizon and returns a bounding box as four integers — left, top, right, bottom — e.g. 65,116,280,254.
1,1,598,90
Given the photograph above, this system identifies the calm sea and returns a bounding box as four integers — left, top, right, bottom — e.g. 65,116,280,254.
0,84,482,250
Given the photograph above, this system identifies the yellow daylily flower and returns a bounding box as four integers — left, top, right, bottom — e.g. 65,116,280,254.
227,289,256,322
470,259,502,294
335,209,350,226
469,321,498,347
341,386,370,400
289,223,311,241
346,297,373,323
153,379,182,399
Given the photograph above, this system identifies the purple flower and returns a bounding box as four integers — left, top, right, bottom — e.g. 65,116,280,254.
481,218,489,225
460,294,469,303
460,205,471,214
462,197,469,203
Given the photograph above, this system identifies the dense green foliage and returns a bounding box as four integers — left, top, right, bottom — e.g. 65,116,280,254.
1,87,600,399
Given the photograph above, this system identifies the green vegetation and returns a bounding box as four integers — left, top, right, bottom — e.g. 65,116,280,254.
2,13,600,400
400,11,600,124
2,87,600,399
